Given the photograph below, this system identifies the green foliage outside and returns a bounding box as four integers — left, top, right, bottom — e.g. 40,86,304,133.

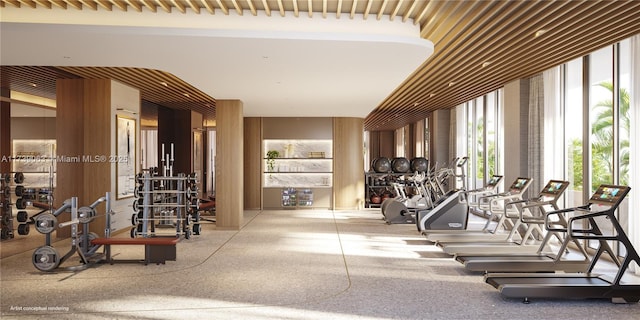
568,81,630,192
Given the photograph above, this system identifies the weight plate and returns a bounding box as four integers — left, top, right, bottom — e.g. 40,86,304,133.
3,174,10,184
2,214,10,226
32,246,60,272
133,199,139,212
14,172,25,184
16,211,28,223
16,198,27,210
1,228,11,240
134,187,141,198
34,213,57,234
192,223,201,235
191,199,199,210
77,206,96,224
15,185,25,197
131,213,138,226
17,223,30,235
78,232,99,249
130,227,137,238
2,201,10,211
136,223,143,233
3,187,9,198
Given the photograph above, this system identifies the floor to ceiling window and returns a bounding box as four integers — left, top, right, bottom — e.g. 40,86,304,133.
563,57,585,208
459,90,502,191
557,40,635,257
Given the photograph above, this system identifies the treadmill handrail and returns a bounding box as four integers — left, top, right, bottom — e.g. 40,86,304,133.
544,205,590,232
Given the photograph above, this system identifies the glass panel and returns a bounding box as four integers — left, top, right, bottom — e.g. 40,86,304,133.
466,102,476,189
424,117,430,160
486,91,496,177
589,46,614,249
564,57,584,208
475,97,484,187
140,129,158,170
590,46,614,192
617,39,631,256
207,130,216,195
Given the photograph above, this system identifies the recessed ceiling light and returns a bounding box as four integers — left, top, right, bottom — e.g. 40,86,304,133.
448,82,455,87
413,102,419,106
160,81,168,87
183,93,190,97
482,61,491,68
429,93,436,98
535,29,547,37
28,82,37,87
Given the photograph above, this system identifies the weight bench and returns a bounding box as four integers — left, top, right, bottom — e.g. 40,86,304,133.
198,198,216,223
91,237,179,265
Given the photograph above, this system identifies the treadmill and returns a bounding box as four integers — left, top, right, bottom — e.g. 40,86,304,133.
459,185,626,273
485,185,640,303
439,180,569,255
424,177,533,243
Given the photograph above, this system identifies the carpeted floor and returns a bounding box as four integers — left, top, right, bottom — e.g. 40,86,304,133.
1,209,639,319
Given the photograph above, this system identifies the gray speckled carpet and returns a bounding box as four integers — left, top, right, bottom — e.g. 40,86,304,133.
1,209,639,319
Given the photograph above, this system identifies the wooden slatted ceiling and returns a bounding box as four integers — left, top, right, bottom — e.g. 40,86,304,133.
56,67,216,118
367,0,640,130
1,1,640,130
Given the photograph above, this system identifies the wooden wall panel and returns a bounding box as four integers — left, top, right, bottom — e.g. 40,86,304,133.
243,117,261,210
173,110,192,175
333,117,364,210
82,79,111,236
215,100,243,229
0,87,10,173
55,79,86,238
379,131,394,158
431,109,450,166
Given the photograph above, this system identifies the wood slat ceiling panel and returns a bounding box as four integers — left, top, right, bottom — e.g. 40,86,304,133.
365,0,640,130
56,66,217,119
1,0,639,130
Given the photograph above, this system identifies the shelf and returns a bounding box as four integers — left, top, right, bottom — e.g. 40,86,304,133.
265,158,332,160
264,172,332,174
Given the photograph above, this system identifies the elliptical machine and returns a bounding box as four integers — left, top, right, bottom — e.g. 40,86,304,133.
382,157,465,224
380,171,432,224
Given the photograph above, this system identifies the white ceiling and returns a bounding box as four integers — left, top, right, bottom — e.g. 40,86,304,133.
0,7,433,118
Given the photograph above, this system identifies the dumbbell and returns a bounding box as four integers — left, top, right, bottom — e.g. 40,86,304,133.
192,223,201,235
15,198,29,210
1,227,13,240
14,172,25,184
16,211,29,223
17,223,29,235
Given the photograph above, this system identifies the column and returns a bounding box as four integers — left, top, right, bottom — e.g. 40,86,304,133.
215,100,244,229
333,117,365,210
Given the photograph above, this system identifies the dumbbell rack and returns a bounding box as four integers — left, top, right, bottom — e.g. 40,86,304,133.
1,172,27,240
131,169,200,239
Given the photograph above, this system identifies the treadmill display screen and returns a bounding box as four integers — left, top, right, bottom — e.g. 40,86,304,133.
590,185,628,205
541,181,568,195
487,175,502,187
509,178,529,193
598,187,619,201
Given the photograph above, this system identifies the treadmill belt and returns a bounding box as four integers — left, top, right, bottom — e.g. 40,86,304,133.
487,276,608,287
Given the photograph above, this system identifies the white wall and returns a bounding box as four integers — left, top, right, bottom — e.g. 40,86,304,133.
109,80,140,233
